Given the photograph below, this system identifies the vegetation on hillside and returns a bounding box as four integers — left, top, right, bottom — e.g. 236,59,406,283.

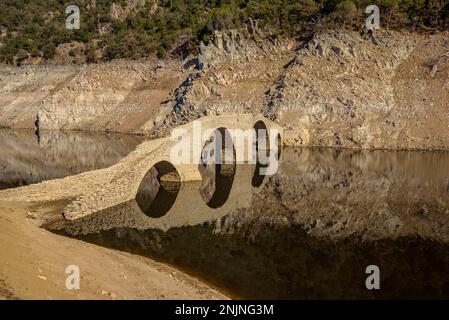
0,0,448,64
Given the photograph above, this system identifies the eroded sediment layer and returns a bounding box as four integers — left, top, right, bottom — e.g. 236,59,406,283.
0,60,186,133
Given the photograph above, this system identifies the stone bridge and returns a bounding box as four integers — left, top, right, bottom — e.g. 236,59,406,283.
62,164,267,234
61,113,283,223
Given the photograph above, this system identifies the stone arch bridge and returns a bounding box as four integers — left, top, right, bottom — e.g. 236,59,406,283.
56,113,283,223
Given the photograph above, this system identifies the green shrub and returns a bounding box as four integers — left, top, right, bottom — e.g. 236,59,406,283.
15,48,29,65
30,47,41,58
42,43,56,60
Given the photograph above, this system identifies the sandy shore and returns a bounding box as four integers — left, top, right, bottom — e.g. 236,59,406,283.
0,200,228,300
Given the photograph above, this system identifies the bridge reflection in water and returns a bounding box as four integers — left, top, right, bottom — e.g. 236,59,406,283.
55,147,449,299
61,163,266,234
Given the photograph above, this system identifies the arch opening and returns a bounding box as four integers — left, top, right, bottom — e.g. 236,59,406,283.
135,161,181,218
199,128,236,209
276,133,282,159
252,121,271,187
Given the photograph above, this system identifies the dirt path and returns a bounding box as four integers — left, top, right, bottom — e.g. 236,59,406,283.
0,200,228,300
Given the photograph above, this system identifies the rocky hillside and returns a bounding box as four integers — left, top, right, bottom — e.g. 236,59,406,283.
153,29,449,150
266,31,449,150
0,59,187,133
0,30,449,150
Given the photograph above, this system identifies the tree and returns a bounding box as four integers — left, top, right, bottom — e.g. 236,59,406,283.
30,47,41,58
380,0,400,29
42,43,56,60
335,0,358,28
15,49,28,66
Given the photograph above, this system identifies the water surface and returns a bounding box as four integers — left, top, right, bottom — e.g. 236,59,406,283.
0,129,142,190
57,147,449,299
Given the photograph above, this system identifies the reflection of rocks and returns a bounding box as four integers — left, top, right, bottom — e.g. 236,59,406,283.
135,164,182,218
199,129,237,206
249,148,449,242
199,164,238,205
199,162,216,204
74,222,449,299
135,167,160,213
57,148,449,299
0,129,142,190
59,148,449,240
57,164,258,234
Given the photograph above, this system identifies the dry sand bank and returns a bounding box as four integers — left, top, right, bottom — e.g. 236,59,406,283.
0,200,228,300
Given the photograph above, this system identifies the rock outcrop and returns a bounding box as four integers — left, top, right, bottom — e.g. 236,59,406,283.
151,30,295,137
266,30,418,149
109,0,153,21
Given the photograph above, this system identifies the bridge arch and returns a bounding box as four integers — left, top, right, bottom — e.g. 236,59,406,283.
252,120,270,188
199,127,237,209
135,160,181,218
253,120,270,155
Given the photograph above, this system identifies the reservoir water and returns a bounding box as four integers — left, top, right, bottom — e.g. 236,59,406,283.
0,129,143,190
2,129,449,299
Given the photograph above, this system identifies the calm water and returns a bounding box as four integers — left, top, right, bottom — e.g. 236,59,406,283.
3,129,449,299
0,129,143,190
54,146,449,299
